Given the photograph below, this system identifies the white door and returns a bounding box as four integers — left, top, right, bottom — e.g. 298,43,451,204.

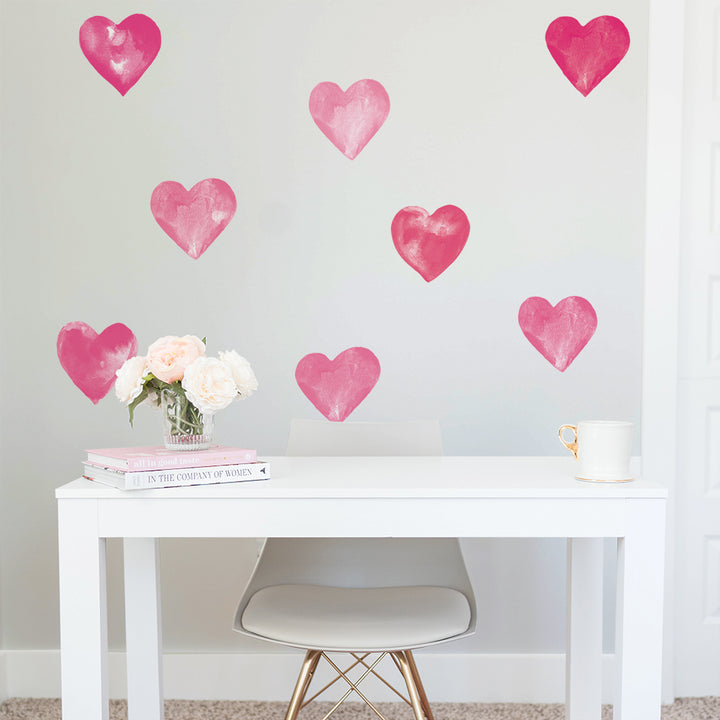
675,0,720,696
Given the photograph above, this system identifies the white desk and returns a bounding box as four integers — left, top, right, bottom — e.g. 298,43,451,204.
56,456,667,720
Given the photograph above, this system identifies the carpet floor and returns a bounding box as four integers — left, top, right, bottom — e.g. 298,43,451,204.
1,698,719,720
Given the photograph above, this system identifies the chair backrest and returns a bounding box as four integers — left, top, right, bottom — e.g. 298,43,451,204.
234,420,477,645
285,418,443,456
242,537,474,592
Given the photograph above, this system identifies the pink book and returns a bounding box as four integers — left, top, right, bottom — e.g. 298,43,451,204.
85,445,257,471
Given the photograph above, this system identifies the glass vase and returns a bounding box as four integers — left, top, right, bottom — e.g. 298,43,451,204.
160,388,214,451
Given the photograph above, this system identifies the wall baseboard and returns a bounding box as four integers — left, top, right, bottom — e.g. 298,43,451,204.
1,650,617,703
0,651,7,701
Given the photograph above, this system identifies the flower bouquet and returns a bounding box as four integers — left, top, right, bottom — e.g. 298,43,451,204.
115,335,258,450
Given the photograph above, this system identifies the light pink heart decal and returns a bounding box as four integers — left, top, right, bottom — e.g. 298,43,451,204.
295,347,381,422
57,322,138,404
309,79,390,159
546,16,630,96
518,296,597,372
79,14,161,96
151,179,237,259
391,205,470,282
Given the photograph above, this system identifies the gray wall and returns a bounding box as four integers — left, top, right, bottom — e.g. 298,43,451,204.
1,0,646,655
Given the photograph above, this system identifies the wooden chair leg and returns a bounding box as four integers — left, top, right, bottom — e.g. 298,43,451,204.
392,651,427,720
285,650,322,720
406,650,434,720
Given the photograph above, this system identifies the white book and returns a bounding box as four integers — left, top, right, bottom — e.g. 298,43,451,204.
83,460,270,490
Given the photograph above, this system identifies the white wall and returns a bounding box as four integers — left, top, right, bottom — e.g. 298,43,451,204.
0,0,648,694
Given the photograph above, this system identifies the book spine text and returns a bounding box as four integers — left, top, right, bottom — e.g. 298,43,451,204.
127,463,268,489
127,450,256,471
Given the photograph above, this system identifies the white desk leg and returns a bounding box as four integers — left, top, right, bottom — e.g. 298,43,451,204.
566,538,604,720
58,499,109,720
124,538,164,720
614,500,666,720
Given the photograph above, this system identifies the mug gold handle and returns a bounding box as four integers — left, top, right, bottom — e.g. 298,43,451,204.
558,424,578,460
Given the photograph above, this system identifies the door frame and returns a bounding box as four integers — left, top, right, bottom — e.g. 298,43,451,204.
643,0,685,703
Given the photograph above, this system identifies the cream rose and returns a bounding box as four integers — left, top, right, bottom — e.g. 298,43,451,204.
218,350,258,397
181,357,238,414
114,356,148,404
146,335,205,383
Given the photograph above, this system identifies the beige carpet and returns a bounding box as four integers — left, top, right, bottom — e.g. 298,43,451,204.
1,698,719,719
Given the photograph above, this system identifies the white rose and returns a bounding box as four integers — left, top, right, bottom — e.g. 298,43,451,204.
218,350,258,398
181,357,238,414
115,356,148,404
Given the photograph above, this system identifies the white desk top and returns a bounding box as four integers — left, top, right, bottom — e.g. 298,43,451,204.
56,455,666,500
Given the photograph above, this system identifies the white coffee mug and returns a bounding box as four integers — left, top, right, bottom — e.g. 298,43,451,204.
558,421,634,482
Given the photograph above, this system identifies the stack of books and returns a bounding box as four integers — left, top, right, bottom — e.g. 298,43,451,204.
82,445,270,490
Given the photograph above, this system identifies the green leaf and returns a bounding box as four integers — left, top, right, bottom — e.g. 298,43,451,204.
127,387,149,427
146,376,171,393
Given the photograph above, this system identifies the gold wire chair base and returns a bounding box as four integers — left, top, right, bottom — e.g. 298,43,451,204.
284,649,434,720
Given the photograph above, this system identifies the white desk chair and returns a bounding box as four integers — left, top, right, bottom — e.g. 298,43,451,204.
233,420,476,720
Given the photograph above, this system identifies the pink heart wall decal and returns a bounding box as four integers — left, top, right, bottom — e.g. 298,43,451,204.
309,79,390,159
391,205,470,282
79,14,161,96
545,16,630,96
57,322,138,404
295,347,381,422
518,296,597,372
151,179,237,259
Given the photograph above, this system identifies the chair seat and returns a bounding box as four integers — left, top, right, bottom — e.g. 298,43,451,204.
241,583,471,651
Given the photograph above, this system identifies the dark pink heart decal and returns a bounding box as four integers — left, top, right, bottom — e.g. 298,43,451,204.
79,14,161,96
518,296,597,372
545,16,630,96
391,205,470,282
151,179,237,259
295,347,381,422
309,79,390,159
57,322,138,404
